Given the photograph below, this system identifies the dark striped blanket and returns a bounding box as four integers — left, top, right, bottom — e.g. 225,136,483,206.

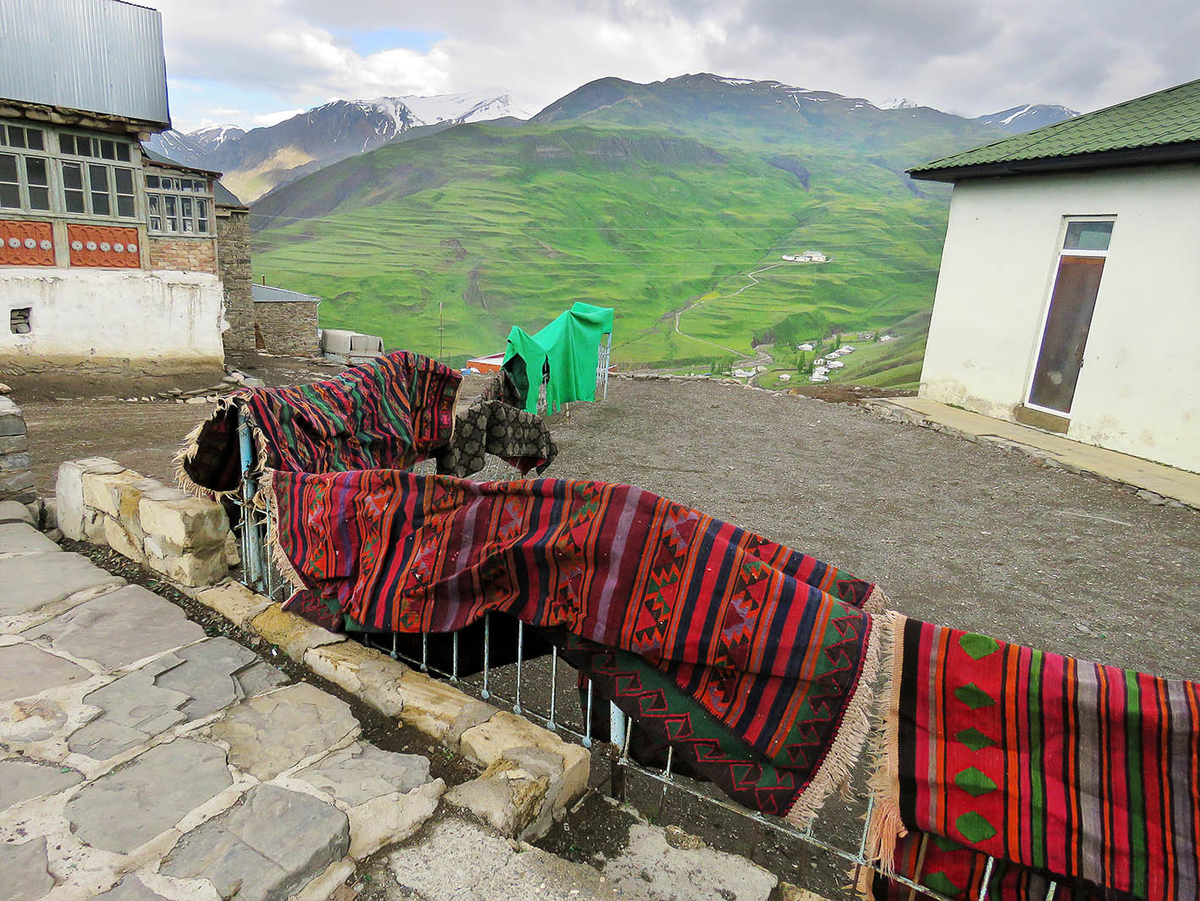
267,467,888,826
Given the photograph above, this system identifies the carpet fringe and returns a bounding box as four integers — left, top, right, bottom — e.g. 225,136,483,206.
783,605,884,831
863,584,891,615
259,467,309,598
860,609,907,895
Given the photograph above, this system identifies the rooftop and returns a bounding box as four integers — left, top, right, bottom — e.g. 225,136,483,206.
910,79,1200,181
252,284,321,304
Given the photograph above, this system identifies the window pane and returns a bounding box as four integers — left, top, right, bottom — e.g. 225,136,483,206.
100,140,116,160
27,129,44,151
92,192,110,215
25,157,47,186
7,127,24,149
116,143,130,162
181,196,193,217
148,194,160,213
59,134,74,154
29,186,50,210
89,164,109,191
114,169,133,193
65,189,85,213
117,195,134,217
164,195,176,215
0,184,17,207
149,215,162,231
146,175,159,188
1029,256,1105,413
0,153,16,182
61,161,83,190
0,126,7,147
1063,220,1113,252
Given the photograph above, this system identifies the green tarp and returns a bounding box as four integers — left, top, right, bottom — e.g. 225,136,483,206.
502,302,613,414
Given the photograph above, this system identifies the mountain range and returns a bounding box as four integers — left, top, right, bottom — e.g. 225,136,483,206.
150,82,1076,202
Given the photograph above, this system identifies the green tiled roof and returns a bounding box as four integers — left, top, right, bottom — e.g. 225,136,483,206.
910,79,1200,179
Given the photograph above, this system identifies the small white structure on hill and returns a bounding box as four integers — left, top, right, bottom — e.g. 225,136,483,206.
810,373,829,383
879,334,895,342
910,78,1200,472
781,251,828,263
798,343,814,352
779,373,791,382
839,345,856,353
827,360,845,369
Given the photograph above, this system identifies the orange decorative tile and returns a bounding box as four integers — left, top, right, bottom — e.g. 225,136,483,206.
0,220,55,266
67,224,141,269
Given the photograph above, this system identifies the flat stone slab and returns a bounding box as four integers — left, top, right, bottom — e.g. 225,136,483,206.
0,500,34,525
0,552,122,617
387,817,609,900
210,682,359,780
161,783,349,901
93,877,171,900
603,823,777,900
296,743,432,806
0,757,83,810
26,585,206,671
0,836,55,900
0,643,91,701
65,738,234,854
0,522,61,556
69,637,287,760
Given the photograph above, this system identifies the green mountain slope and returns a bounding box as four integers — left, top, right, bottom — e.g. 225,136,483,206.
250,75,999,370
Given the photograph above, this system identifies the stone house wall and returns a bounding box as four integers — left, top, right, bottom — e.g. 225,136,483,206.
0,398,35,503
216,206,255,353
255,300,320,357
147,235,218,275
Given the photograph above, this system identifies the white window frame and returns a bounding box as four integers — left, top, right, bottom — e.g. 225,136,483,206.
1022,215,1116,418
0,121,53,214
145,171,213,236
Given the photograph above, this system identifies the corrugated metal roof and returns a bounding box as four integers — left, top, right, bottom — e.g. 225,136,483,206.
213,181,247,209
0,0,170,127
910,79,1200,180
253,284,320,304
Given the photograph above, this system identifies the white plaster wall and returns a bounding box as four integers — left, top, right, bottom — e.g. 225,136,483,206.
0,268,226,363
920,163,1200,472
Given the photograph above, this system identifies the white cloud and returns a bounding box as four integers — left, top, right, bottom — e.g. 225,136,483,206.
252,108,307,127
143,0,1200,132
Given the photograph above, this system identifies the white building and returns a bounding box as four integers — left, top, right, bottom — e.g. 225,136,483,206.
910,79,1200,473
827,360,845,369
798,343,814,351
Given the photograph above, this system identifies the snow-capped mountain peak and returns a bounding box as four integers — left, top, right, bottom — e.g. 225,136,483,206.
975,103,1080,133
878,97,920,110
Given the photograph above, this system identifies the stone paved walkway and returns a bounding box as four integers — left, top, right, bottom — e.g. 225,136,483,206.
0,510,780,901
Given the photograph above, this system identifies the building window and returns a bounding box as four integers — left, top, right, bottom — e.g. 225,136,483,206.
146,174,212,235
0,119,136,220
0,123,51,212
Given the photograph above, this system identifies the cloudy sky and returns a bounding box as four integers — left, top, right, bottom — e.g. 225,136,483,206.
146,0,1199,133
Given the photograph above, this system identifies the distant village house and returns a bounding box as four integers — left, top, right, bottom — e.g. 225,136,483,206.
911,79,1200,472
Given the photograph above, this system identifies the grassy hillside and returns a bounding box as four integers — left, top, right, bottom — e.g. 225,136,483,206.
250,76,995,370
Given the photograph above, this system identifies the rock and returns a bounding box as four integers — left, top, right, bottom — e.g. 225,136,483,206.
387,817,609,900
0,837,55,900
209,682,360,780
0,450,31,472
0,643,91,701
0,551,122,616
41,497,57,529
0,382,10,395
0,521,61,555
0,499,35,525
185,396,208,405
0,396,26,437
0,467,35,502
0,433,28,454
250,604,344,663
303,641,409,718
243,377,266,389
144,537,227,587
26,585,207,671
55,457,122,540
603,823,777,900
81,469,157,520
138,493,228,549
191,581,274,627
0,758,82,809
444,758,549,838
45,527,62,543
664,824,705,850
65,739,234,854
161,783,349,901
102,514,146,564
1137,489,1168,506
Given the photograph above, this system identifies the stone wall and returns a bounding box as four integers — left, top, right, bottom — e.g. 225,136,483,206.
216,207,255,353
147,234,218,275
57,457,232,587
255,300,320,357
0,397,35,503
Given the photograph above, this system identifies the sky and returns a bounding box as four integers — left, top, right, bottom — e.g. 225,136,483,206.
146,0,1200,133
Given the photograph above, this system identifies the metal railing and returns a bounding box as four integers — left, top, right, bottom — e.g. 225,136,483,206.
225,415,1060,901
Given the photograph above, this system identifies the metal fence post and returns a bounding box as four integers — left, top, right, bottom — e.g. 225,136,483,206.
237,411,262,589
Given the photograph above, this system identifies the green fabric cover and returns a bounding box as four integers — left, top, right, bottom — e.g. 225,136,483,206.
502,303,613,414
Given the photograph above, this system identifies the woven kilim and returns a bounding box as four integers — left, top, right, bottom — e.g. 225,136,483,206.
176,351,462,497
267,468,889,824
871,615,1200,901
434,398,558,478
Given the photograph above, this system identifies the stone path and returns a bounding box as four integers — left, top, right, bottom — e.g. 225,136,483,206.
0,517,782,900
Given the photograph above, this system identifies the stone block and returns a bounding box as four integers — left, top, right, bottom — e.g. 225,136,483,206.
0,396,25,437
0,551,123,616
42,497,56,529
103,515,146,565
82,507,108,545
250,604,343,663
81,469,151,520
0,837,55,900
444,758,549,838
0,450,31,472
0,467,35,502
192,580,273,626
0,643,91,701
0,758,83,810
138,493,228,549
56,458,113,540
303,641,409,718
145,537,227,587
94,877,172,900
65,739,233,854
0,522,61,555
0,500,35,525
393,668,477,741
0,433,28,454
161,784,349,901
